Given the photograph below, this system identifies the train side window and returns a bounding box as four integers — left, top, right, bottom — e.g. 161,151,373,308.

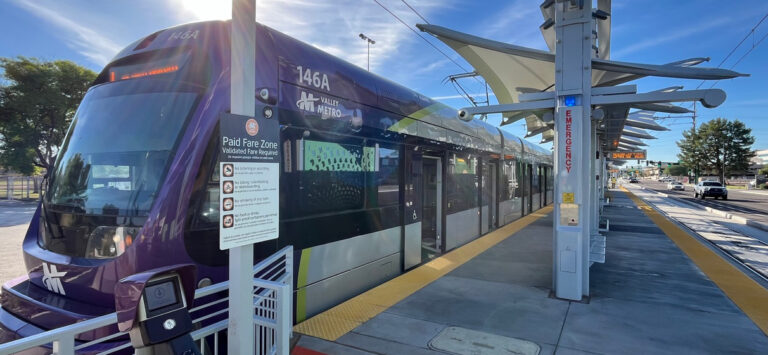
532,164,540,194
515,160,524,200
447,153,478,214
503,159,518,200
290,138,368,217
282,134,401,219
375,146,400,207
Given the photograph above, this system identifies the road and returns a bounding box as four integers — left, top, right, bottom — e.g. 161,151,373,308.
0,200,36,288
638,180,768,226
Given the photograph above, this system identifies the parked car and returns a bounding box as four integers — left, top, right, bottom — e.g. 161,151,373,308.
694,181,727,199
667,181,684,191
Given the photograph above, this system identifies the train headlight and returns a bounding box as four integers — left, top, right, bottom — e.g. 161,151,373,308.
85,226,139,259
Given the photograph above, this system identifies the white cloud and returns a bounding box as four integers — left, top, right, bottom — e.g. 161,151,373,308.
475,0,548,50
612,17,734,59
431,92,496,100
11,0,123,66
171,0,452,73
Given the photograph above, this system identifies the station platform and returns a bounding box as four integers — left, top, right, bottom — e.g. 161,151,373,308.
291,190,768,355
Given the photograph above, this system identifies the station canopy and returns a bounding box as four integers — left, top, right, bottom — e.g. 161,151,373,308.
417,22,745,152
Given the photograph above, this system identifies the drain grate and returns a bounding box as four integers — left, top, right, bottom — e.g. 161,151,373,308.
429,327,540,355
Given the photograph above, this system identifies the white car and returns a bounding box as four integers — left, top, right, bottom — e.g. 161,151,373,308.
667,181,684,191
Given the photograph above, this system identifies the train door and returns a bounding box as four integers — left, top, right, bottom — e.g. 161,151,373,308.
489,161,498,230
538,166,544,208
404,150,422,270
421,156,442,261
541,167,547,205
525,163,533,214
481,161,489,235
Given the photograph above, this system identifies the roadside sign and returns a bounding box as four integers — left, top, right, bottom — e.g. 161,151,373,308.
219,111,280,250
610,151,646,160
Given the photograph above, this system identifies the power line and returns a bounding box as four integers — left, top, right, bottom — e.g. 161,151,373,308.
401,0,430,24
375,0,487,99
714,13,768,68
372,0,470,73
707,28,768,89
695,12,768,90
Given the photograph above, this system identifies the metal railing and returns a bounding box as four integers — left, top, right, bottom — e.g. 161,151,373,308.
0,246,293,355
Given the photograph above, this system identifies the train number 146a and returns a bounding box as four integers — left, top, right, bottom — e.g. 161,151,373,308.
297,66,330,91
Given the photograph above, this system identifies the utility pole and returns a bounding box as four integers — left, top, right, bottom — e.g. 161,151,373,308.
359,33,375,71
693,101,699,183
693,101,697,130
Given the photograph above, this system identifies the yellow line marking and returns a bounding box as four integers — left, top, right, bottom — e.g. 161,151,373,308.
293,205,553,340
296,248,312,323
622,187,768,335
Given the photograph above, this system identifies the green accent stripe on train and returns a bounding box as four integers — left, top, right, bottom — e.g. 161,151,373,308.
296,248,312,323
386,103,444,133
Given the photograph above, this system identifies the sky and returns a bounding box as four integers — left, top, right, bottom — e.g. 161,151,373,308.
1,0,767,163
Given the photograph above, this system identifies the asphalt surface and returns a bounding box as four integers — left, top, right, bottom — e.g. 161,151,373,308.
639,180,768,226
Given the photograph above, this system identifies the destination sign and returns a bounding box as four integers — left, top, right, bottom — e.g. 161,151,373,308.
218,110,280,250
611,151,646,160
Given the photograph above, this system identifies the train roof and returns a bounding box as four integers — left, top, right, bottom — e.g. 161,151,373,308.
104,20,551,159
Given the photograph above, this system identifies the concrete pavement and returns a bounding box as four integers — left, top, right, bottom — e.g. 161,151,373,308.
296,190,768,354
0,200,35,288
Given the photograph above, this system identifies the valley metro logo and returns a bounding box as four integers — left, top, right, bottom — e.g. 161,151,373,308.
296,91,319,112
42,262,67,296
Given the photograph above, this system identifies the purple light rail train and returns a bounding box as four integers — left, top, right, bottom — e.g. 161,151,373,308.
0,20,553,353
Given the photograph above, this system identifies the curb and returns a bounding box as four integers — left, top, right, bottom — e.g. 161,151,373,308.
636,186,768,233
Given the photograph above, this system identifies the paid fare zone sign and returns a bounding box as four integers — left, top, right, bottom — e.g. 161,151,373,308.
218,111,280,250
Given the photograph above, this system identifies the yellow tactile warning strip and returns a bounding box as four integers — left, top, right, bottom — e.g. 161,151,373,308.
293,205,553,341
623,187,768,335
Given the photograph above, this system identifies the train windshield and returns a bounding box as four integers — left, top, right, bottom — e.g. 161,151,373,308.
46,79,200,217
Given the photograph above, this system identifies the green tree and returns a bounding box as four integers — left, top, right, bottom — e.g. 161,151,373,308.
664,164,688,176
676,128,704,180
677,118,755,184
0,57,96,175
759,166,768,176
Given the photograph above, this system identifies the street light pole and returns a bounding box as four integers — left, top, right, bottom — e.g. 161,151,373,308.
359,33,375,71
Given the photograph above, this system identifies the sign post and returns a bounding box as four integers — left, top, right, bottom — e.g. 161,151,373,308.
228,1,258,354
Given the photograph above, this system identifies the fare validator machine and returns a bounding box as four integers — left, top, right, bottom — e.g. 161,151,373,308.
129,273,201,355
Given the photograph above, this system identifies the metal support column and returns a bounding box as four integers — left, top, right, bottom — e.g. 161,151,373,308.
553,0,593,300
590,120,599,237
229,0,256,354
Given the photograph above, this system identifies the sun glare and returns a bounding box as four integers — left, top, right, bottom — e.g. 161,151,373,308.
178,0,231,21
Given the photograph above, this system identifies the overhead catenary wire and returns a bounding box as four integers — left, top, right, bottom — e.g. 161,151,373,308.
401,0,430,25
371,0,469,73
694,12,768,90
707,28,768,89
371,0,486,91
